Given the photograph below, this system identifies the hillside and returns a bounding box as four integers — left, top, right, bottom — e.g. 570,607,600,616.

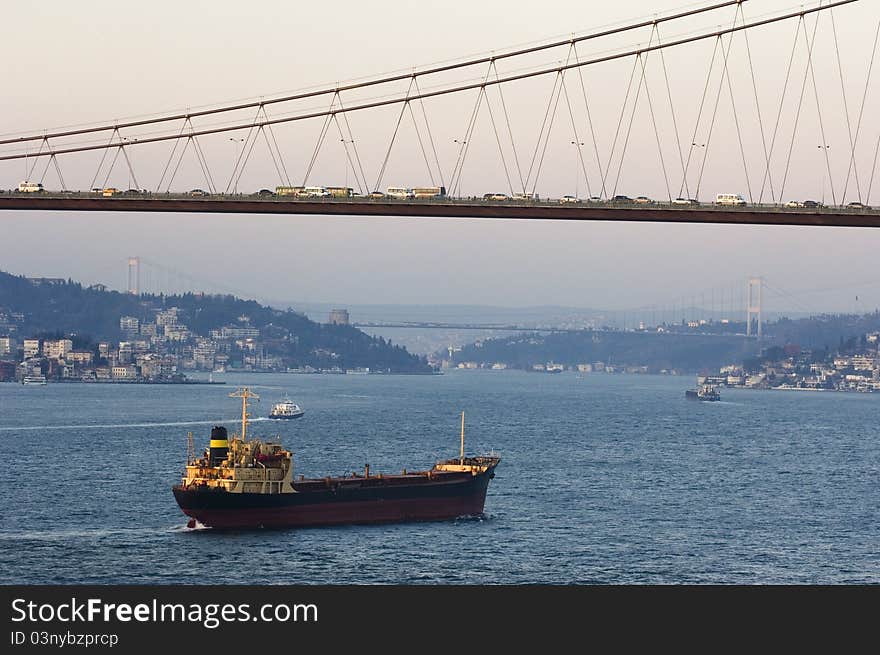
0,271,431,373
449,311,880,373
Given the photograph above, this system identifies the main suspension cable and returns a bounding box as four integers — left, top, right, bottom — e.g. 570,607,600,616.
0,1,856,163
0,1,752,147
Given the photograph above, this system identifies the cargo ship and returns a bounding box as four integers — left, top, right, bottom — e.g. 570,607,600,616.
172,388,500,529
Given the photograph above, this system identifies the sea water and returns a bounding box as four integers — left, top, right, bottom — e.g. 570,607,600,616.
0,371,876,584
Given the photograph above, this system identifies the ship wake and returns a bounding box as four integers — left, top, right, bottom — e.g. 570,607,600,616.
0,417,270,432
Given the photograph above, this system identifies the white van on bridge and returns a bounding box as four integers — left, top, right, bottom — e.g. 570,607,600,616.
18,181,44,193
715,193,746,206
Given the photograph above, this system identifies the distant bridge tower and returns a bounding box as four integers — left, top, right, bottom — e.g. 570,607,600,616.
746,276,762,338
127,256,140,295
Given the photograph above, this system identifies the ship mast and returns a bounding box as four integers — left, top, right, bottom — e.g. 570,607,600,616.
229,387,260,440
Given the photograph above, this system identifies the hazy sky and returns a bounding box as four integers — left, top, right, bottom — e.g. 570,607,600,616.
2,0,879,313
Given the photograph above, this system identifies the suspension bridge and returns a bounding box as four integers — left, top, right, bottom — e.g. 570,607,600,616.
354,277,772,335
2,0,880,226
121,255,867,340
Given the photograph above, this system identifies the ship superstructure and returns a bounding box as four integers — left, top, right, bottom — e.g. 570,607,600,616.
685,383,721,401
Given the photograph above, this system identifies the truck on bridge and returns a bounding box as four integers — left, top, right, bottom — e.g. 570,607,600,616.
17,181,43,193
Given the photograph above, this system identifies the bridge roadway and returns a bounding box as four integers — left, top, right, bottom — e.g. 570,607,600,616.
354,322,755,338
354,322,573,332
1,194,879,227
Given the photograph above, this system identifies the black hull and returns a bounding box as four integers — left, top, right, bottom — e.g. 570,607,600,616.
173,465,497,529
686,390,720,401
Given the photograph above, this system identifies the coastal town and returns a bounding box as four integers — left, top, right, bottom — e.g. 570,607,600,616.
698,334,880,393
0,305,239,384
3,273,880,390
448,330,880,393
0,298,375,384
4,294,879,392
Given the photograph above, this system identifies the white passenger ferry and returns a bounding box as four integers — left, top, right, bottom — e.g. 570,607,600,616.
268,395,304,419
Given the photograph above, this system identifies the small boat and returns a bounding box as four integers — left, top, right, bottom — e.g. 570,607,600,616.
686,384,720,401
269,395,304,419
22,375,47,386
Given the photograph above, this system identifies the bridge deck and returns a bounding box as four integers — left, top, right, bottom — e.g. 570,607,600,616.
1,195,879,228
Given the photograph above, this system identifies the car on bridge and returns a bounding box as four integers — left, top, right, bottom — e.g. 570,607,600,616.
559,195,579,204
386,186,414,199
672,197,699,205
847,201,871,210
610,195,632,203
802,200,822,208
634,196,653,204
368,191,386,199
190,189,208,197
784,200,804,208
715,193,746,206
586,196,603,203
484,193,509,201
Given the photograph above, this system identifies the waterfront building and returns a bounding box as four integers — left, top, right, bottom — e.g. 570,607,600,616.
67,351,93,366
117,342,133,364
111,365,137,379
119,315,140,337
43,338,73,360
139,323,157,338
193,339,217,369
211,325,260,339
155,308,180,327
23,339,41,358
164,325,190,341
0,336,13,355
851,355,877,370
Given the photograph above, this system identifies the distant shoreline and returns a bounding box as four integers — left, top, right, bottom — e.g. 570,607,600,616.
4,379,225,385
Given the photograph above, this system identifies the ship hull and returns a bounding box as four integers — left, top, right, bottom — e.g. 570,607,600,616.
686,390,719,401
269,413,303,419
173,467,495,529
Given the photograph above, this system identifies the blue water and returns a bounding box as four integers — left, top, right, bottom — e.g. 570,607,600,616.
0,371,877,584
